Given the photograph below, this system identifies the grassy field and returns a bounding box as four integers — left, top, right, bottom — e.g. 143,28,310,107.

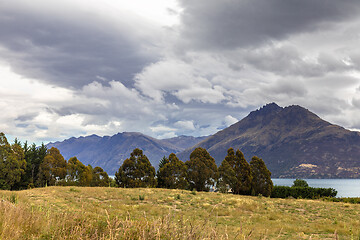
1,187,359,239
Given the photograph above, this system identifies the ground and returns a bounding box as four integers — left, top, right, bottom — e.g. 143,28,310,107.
1,186,359,239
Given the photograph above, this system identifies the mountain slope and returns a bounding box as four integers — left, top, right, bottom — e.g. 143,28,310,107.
47,132,205,175
178,103,360,178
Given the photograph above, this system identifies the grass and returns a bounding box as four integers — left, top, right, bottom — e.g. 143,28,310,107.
0,187,359,239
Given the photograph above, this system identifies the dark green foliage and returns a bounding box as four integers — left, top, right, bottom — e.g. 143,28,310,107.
234,150,252,194
185,147,218,191
115,148,156,188
0,133,26,190
250,156,273,197
292,179,309,187
158,156,169,169
38,147,67,186
218,157,236,193
271,186,337,199
91,166,110,187
66,157,92,186
157,153,188,189
218,148,253,194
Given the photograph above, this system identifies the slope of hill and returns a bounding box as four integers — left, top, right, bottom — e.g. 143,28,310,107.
178,103,360,178
47,132,205,175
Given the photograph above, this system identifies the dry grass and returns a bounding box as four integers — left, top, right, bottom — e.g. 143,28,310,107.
1,187,360,239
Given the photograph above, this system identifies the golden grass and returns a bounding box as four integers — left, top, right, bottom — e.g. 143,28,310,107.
1,187,359,239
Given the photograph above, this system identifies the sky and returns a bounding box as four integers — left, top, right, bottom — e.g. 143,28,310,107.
1,0,360,144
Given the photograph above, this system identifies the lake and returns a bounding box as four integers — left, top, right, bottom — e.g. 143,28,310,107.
272,179,360,198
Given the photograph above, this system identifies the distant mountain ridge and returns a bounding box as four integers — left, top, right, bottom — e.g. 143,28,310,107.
178,103,360,178
47,133,207,175
48,103,360,178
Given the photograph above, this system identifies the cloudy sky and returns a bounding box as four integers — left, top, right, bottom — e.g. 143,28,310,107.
1,0,360,144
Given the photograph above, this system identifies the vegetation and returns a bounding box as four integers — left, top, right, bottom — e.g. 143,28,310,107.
156,153,188,189
0,133,109,189
115,148,156,188
271,179,337,199
218,148,253,194
250,156,273,197
0,132,338,201
292,178,309,187
185,147,218,191
1,186,360,239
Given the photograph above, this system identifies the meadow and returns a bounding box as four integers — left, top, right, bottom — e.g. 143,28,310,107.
1,186,359,239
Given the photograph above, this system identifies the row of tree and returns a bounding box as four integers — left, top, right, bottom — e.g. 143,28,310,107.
1,132,272,196
115,147,273,197
0,133,109,190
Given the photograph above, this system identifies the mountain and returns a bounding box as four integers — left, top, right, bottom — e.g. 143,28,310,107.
47,132,206,175
178,103,360,178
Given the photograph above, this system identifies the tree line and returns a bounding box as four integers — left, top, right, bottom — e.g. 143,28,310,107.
0,132,109,190
1,132,336,198
115,147,274,197
1,132,273,197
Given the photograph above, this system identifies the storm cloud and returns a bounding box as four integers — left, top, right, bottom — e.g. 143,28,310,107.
1,0,360,144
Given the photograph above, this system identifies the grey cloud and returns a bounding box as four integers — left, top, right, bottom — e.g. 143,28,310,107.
243,45,352,77
0,3,160,89
179,0,360,50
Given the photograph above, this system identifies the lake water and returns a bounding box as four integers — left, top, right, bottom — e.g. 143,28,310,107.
272,179,360,198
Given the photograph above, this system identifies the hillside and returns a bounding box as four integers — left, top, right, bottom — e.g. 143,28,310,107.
47,132,205,174
178,103,360,178
1,187,359,239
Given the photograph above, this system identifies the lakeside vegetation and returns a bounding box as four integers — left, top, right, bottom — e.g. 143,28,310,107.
0,132,338,200
1,186,360,239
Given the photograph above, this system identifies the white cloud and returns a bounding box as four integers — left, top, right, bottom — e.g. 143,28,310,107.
224,115,238,127
174,120,195,130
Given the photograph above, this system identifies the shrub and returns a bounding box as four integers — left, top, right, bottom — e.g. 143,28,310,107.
271,186,337,199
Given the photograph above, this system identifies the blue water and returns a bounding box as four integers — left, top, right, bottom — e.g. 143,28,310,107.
272,179,360,198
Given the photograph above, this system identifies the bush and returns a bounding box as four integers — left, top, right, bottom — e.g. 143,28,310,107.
271,186,337,199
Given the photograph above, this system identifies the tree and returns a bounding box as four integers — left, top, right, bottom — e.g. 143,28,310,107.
292,179,309,188
218,148,252,195
0,133,26,190
91,166,110,187
20,143,47,188
250,156,273,197
115,148,156,188
185,147,217,191
38,147,67,186
67,157,92,186
218,158,236,193
157,153,188,189
233,150,252,195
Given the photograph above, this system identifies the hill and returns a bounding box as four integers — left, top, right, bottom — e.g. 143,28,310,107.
47,132,206,174
178,103,360,178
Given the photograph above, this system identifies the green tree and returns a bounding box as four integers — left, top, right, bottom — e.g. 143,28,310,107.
157,153,188,189
115,148,156,188
67,157,93,186
233,150,252,195
217,158,236,193
218,148,252,195
250,156,273,197
185,147,217,191
91,166,110,187
292,179,309,188
0,133,26,190
158,156,169,169
38,147,67,186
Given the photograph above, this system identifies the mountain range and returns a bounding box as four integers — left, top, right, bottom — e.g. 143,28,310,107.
48,103,360,178
47,132,206,175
